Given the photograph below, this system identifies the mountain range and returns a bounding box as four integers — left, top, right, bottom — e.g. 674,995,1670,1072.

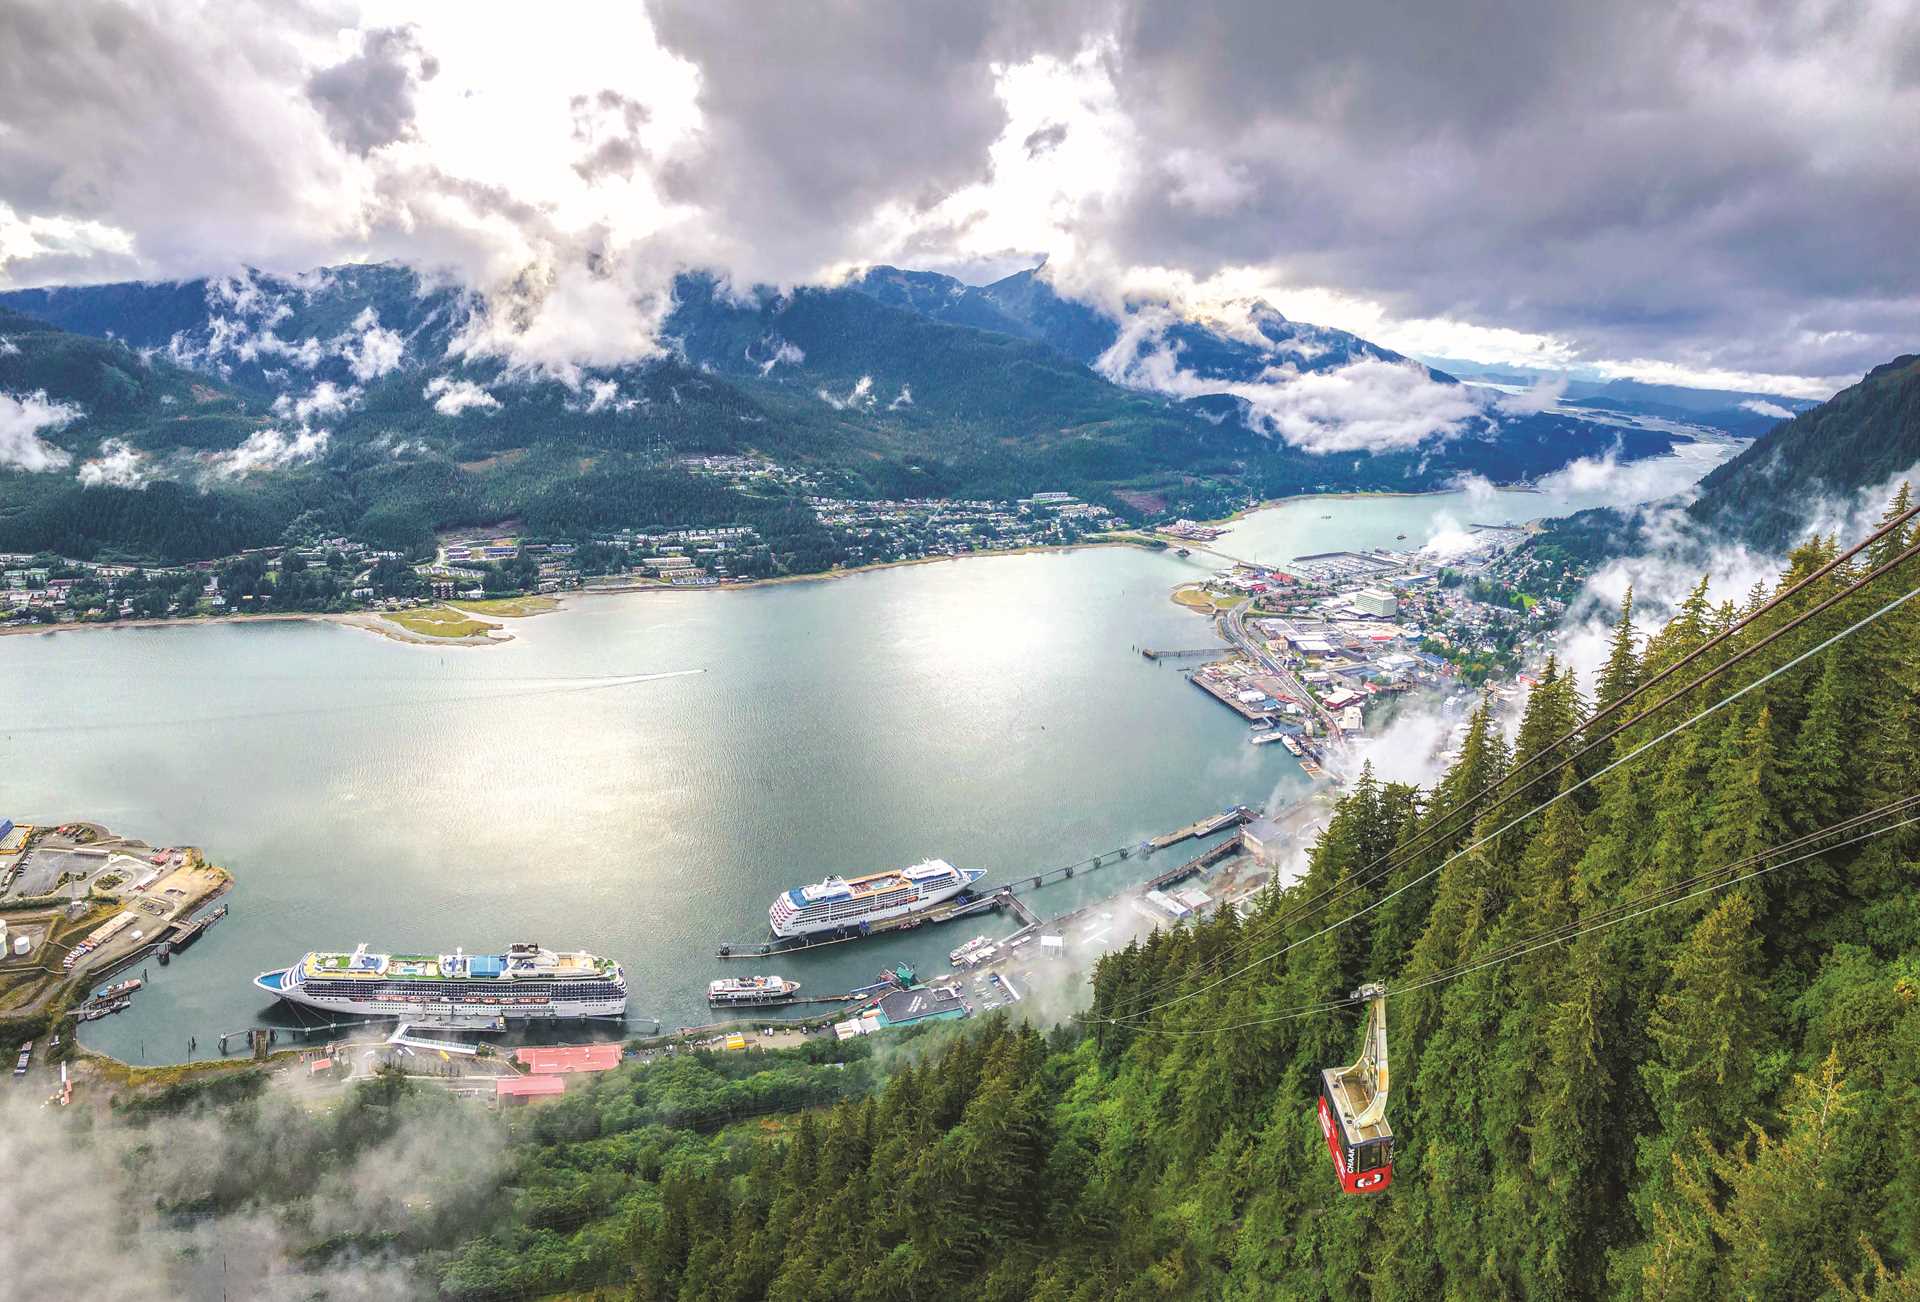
0,263,1747,563
1527,353,1919,569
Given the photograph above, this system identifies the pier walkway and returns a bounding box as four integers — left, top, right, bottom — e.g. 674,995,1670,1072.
388,1025,481,1056
1149,806,1252,851
1001,891,1041,929
1146,835,1244,891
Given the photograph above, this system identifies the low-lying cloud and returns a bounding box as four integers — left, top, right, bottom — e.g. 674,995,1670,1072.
207,424,331,477
271,379,361,423
76,436,147,487
1495,374,1569,416
422,375,499,415
1739,398,1795,421
0,388,80,471
818,374,877,411
1097,311,1484,453
340,307,407,381
1532,448,1712,506
754,337,805,376
0,1077,502,1301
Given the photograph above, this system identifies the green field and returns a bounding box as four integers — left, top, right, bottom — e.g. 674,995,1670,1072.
448,595,560,618
382,606,500,640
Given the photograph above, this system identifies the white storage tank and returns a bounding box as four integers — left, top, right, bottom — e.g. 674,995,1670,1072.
12,934,30,957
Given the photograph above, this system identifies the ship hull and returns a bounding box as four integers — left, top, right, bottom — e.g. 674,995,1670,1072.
253,968,627,1021
770,871,984,939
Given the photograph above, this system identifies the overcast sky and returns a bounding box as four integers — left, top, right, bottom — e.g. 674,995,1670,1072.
1,0,1915,396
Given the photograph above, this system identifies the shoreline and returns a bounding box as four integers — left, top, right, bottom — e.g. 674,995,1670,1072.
0,537,1163,645
0,594,569,649
583,535,1163,598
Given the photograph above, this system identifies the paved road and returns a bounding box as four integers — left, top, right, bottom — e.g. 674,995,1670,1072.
1220,601,1351,757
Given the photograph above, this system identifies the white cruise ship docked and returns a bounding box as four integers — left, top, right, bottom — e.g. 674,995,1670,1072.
253,942,627,1021
769,859,986,938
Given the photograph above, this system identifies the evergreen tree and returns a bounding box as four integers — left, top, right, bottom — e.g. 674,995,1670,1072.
1594,585,1642,715
1641,893,1776,1172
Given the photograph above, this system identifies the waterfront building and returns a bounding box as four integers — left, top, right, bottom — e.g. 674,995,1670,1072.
1354,588,1398,618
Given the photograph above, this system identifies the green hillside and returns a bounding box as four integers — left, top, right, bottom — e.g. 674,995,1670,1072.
1687,354,1920,549
0,307,262,451
1524,354,1920,579
89,496,1917,1299
2,271,1684,565
416,510,1920,1300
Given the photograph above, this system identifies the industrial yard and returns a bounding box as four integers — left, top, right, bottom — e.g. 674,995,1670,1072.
1158,522,1551,770
0,818,230,1022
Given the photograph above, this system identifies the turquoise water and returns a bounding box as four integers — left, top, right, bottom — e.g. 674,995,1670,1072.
4,546,1300,1061
1,446,1735,1063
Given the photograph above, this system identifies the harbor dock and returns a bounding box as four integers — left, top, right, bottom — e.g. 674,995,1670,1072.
1148,806,1251,851
1145,835,1243,892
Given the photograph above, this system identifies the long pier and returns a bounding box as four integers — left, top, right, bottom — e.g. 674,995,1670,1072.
1140,647,1226,661
1146,835,1242,891
1149,807,1251,851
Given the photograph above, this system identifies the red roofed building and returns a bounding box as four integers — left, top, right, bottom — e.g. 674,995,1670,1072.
495,1075,567,1103
514,1043,624,1075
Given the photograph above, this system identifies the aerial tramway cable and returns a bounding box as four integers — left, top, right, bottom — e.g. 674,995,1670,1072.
1093,572,1920,1027
1167,538,1920,1006
1101,793,1920,1038
1098,530,1920,1022
1100,538,1920,1022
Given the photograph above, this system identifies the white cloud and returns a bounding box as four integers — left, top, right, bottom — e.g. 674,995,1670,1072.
339,306,407,380
1589,357,1840,401
1794,461,1920,549
1349,694,1476,791
3,4,1909,396
755,338,805,376
817,374,876,411
1739,398,1794,420
1420,513,1482,559
1496,374,1568,415
0,389,79,471
1531,449,1712,505
1095,309,1483,453
270,379,360,422
888,384,914,410
0,335,18,356
1555,464,1920,691
76,436,147,487
422,375,499,415
206,424,331,477
569,377,640,413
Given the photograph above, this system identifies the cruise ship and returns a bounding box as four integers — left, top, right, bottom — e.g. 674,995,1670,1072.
769,859,987,939
253,942,627,1021
708,974,801,1006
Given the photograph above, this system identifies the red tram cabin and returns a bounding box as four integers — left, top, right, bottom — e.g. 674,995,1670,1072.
1318,983,1394,1194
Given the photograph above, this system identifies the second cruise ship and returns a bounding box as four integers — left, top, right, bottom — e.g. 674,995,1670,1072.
769,859,986,938
253,941,627,1020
